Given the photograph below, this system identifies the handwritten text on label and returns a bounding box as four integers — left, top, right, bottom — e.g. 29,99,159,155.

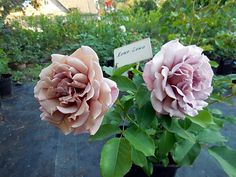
114,38,153,67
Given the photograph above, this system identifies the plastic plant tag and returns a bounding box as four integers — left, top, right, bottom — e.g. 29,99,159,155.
114,38,153,67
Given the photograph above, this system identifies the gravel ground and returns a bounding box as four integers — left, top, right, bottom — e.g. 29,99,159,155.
0,83,235,177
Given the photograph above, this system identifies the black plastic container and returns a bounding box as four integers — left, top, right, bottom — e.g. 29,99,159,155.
125,164,178,177
0,74,12,97
217,59,233,75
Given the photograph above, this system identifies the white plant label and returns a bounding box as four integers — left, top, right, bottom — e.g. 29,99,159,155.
114,38,153,67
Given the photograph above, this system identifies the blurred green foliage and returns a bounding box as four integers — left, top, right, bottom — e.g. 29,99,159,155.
0,49,10,74
0,0,235,82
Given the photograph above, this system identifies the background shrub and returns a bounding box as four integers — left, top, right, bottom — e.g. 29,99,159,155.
0,0,235,82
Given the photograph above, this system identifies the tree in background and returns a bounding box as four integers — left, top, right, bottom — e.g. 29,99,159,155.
0,0,25,19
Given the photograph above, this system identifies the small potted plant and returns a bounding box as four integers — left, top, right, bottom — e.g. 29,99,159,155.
34,41,236,177
0,49,12,97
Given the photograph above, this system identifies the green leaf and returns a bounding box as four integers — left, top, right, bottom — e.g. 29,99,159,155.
136,102,156,129
131,68,142,75
215,39,224,48
209,61,219,68
158,131,175,155
133,74,144,87
197,129,227,144
113,64,135,76
161,157,169,167
131,144,154,176
187,110,214,128
90,124,121,141
122,97,134,114
123,126,155,156
131,148,148,168
143,160,153,176
120,94,134,102
232,85,236,95
210,93,225,102
210,109,222,117
162,118,196,143
111,76,137,92
179,118,192,130
228,74,236,81
102,110,122,125
209,146,236,177
173,141,201,166
200,45,214,52
188,122,204,133
223,116,236,124
103,66,114,76
145,128,157,136
212,117,224,129
168,33,177,40
100,138,132,177
135,85,150,108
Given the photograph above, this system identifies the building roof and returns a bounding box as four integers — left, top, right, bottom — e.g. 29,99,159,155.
57,0,97,14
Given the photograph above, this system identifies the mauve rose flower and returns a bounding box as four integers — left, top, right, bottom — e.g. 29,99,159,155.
143,40,213,118
34,46,119,135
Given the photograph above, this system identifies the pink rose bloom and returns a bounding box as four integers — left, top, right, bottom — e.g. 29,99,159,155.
34,46,119,135
143,40,213,118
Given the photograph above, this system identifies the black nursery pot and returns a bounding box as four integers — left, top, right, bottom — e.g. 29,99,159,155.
0,74,12,97
217,59,233,75
125,164,178,177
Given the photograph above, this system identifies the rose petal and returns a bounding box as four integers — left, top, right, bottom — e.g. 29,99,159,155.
68,100,89,120
162,39,184,69
103,78,119,104
66,57,88,74
53,64,69,73
73,73,88,83
91,80,100,100
78,84,91,97
87,115,104,135
153,77,166,101
57,105,78,114
89,101,103,119
163,98,185,118
56,120,73,135
73,126,89,134
143,61,155,90
38,88,56,101
93,61,103,81
161,66,169,89
86,87,95,100
40,99,60,115
151,92,164,113
99,82,112,107
143,51,164,90
51,54,66,63
71,112,89,128
69,81,87,89
39,64,54,79
70,46,99,66
165,85,176,99
44,77,61,87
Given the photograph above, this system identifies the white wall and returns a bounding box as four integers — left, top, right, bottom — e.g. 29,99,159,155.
39,0,67,15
